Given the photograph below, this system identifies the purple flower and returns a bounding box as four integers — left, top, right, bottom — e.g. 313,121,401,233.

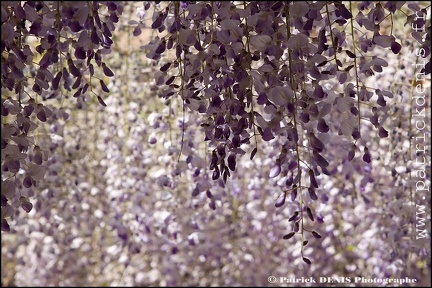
180,1,188,10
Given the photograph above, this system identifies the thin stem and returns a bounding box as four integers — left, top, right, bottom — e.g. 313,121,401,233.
244,1,258,151
285,3,305,257
326,3,340,71
177,2,186,162
350,2,361,131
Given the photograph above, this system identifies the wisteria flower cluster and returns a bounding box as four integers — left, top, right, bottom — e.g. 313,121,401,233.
1,1,431,286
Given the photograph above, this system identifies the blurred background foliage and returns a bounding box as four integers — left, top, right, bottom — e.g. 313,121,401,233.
1,1,431,286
